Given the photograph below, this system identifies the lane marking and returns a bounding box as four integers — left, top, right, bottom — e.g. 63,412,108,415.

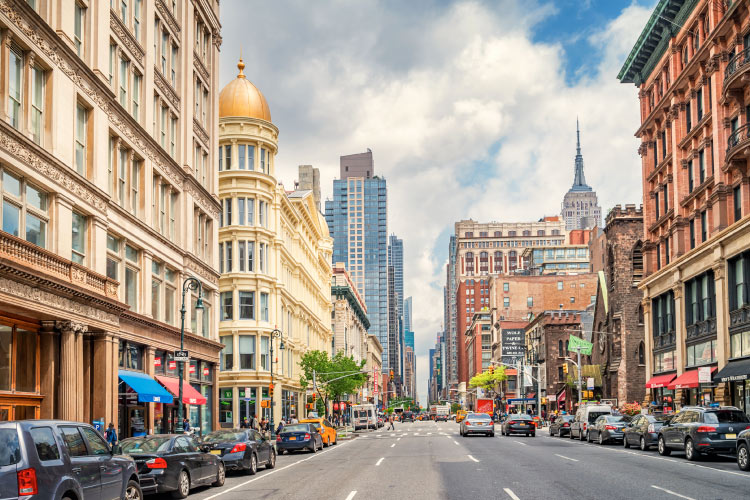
512,441,527,446
453,440,460,445
467,454,479,462
375,457,384,466
202,439,351,499
390,443,395,448
650,485,695,500
554,454,579,462
504,488,521,500
344,491,357,500
397,437,401,441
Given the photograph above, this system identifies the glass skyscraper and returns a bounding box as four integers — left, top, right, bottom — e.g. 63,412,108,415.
325,151,390,368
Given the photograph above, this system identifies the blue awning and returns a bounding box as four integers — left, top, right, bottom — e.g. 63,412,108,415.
119,370,174,404
507,398,536,403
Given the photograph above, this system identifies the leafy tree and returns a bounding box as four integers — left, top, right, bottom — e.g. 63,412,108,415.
450,402,461,413
468,367,507,394
299,350,367,416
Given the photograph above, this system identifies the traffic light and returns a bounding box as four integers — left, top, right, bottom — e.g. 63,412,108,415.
312,393,317,402
389,370,394,382
489,365,494,374
269,383,274,397
563,364,568,374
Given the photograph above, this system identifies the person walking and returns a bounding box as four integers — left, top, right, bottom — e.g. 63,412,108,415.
387,414,395,431
275,420,285,435
105,423,118,446
182,418,190,434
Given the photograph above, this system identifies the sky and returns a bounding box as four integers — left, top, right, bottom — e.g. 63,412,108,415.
219,0,655,406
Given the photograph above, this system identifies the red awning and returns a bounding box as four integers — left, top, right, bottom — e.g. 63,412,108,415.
646,373,677,389
557,388,566,403
155,376,207,405
667,367,717,390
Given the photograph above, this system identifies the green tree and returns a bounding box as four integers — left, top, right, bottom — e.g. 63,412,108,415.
450,402,461,413
468,367,507,394
299,350,367,416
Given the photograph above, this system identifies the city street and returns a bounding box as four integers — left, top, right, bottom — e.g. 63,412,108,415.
172,421,750,500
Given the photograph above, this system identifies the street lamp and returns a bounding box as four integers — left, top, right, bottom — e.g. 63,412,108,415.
177,277,204,432
269,328,285,433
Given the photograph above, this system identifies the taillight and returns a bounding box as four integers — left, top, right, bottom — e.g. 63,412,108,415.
605,425,617,430
230,443,246,454
563,423,570,427
304,433,311,440
647,424,655,433
276,435,282,442
146,457,168,469
583,423,587,430
696,426,717,433
17,468,38,496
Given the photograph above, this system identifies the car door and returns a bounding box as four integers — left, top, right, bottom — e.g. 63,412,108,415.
253,430,270,463
625,416,639,444
666,412,685,446
59,425,102,500
80,426,124,500
175,436,205,483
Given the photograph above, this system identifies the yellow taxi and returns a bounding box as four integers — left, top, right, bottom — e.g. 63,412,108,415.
300,418,337,446
456,410,468,423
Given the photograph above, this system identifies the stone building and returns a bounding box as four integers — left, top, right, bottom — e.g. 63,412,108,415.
589,205,646,406
331,262,369,363
619,0,750,412
561,121,603,230
0,0,223,435
216,60,334,427
365,334,382,406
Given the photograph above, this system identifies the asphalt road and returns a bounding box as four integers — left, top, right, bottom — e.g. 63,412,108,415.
169,421,750,500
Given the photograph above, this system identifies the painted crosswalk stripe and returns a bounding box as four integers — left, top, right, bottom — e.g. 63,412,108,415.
504,488,521,500
467,455,479,462
375,457,384,466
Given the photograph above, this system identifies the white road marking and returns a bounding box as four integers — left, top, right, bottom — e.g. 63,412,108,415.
512,441,527,446
397,437,401,441
650,485,695,500
504,488,521,500
427,432,432,435
344,492,357,500
390,443,395,448
467,454,479,462
375,457,384,466
453,440,460,445
414,432,420,436
554,454,579,462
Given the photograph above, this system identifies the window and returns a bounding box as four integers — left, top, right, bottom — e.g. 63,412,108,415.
259,243,266,273
570,297,575,303
1,170,48,249
503,297,510,307
656,242,661,269
239,291,254,319
688,159,694,192
30,66,44,145
220,336,233,370
224,198,232,226
74,3,85,56
260,292,269,321
734,185,742,223
218,242,223,273
75,103,88,176
151,261,162,321
118,340,143,370
685,270,715,325
701,210,707,242
220,291,233,321
160,105,167,148
686,339,716,367
239,335,255,370
527,297,533,307
71,212,87,265
638,342,645,365
655,191,660,219
0,323,39,394
8,47,22,130
699,150,705,184
225,240,232,272
730,329,750,359
225,145,232,170
161,30,168,75
171,43,177,86
30,427,60,461
119,57,129,107
729,251,749,312
247,241,255,272
132,72,141,119
169,115,176,157
124,245,139,310
686,101,692,132
503,282,509,292
652,290,675,339
696,88,703,120
558,366,564,381
80,427,109,456
133,0,141,39
690,219,696,250
60,427,86,457
557,281,563,291
260,336,270,370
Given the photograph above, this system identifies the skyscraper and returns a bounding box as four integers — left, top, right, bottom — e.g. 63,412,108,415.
325,150,390,368
404,296,413,332
388,235,404,380
561,120,602,230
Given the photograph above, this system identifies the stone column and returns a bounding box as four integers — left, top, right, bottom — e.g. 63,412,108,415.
82,335,91,423
56,321,87,421
672,283,685,378
39,321,58,419
146,347,156,435
92,333,115,426
23,52,35,140
713,258,731,404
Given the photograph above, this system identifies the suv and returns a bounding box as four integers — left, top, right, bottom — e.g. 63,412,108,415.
570,404,612,441
657,406,750,461
0,420,142,500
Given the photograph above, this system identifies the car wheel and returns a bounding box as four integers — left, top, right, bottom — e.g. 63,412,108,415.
685,438,700,461
640,436,648,451
582,430,587,442
266,449,276,469
586,431,592,443
312,440,318,453
623,435,630,448
531,433,535,438
526,433,530,437
171,470,190,499
332,436,337,445
247,453,258,475
213,462,226,487
598,433,604,445
490,432,495,437
658,436,671,456
124,479,143,500
737,443,750,471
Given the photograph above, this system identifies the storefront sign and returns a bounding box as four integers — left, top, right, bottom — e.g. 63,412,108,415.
333,403,339,411
168,361,177,370
174,350,189,362
501,329,525,363
203,367,210,376
189,365,196,374
698,366,712,384
341,402,347,410
548,394,556,402
154,357,162,367
587,377,595,390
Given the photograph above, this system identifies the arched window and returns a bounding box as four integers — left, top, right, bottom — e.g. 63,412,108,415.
637,303,644,325
558,339,563,357
494,251,503,273
638,341,645,365
607,245,615,289
632,241,643,285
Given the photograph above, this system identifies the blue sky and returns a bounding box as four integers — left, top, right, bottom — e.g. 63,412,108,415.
220,0,654,405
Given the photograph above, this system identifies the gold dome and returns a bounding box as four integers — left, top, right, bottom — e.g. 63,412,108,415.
218,58,272,121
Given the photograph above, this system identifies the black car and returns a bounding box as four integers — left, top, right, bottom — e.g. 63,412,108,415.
501,414,535,437
0,420,142,500
657,406,750,461
737,427,750,471
623,414,671,451
200,429,275,475
549,415,575,437
119,434,225,498
587,415,630,445
276,423,324,454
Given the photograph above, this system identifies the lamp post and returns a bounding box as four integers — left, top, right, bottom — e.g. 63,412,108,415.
269,328,285,433
177,277,204,432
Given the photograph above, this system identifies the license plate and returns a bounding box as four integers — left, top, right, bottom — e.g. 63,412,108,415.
726,433,737,439
289,436,297,440
518,424,526,427
210,450,222,455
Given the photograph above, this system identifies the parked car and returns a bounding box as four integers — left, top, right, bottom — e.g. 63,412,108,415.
276,423,324,454
657,406,750,461
737,427,750,471
119,434,225,498
460,412,495,437
588,415,630,444
501,414,535,437
200,429,275,474
0,420,142,500
549,415,575,437
622,414,672,450
571,404,612,441
300,418,337,446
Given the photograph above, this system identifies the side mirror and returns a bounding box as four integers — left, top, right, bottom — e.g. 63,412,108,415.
200,444,211,453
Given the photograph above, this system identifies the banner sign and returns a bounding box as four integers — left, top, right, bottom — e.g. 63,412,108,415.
698,366,712,384
568,335,593,356
502,329,525,364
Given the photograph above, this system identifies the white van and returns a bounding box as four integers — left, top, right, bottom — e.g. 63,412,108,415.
571,404,612,441
351,404,377,430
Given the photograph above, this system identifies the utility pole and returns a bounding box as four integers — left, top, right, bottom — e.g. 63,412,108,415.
576,346,583,406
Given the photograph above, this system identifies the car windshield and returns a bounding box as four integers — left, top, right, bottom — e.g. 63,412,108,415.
588,411,611,422
469,413,491,420
120,436,172,453
282,424,310,433
204,431,245,442
0,428,20,466
562,416,575,422
512,415,532,420
604,416,626,423
703,410,750,424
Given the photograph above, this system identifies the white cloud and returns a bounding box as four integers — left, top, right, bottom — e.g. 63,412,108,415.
220,0,651,405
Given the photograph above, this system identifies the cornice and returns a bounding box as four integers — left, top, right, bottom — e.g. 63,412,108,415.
109,9,144,66
193,118,209,147
154,67,180,110
184,178,221,218
184,253,219,287
193,52,210,85
121,310,224,353
155,0,180,37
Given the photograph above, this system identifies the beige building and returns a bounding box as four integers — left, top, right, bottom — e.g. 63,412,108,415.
0,0,223,436
216,60,334,427
365,334,383,405
331,262,369,364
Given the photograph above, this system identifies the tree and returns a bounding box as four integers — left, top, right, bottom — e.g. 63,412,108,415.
450,402,461,414
468,367,507,394
299,350,367,416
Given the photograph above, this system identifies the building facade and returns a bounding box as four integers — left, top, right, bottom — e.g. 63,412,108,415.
365,334,383,407
331,262,369,363
0,0,224,436
216,61,334,427
522,244,591,275
619,0,750,413
297,164,320,212
561,121,603,231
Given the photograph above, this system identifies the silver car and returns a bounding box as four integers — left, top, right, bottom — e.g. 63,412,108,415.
460,412,495,437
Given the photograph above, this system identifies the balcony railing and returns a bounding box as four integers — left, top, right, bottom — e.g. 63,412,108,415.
0,231,119,299
685,317,717,341
727,123,750,154
724,47,750,86
654,331,676,349
729,305,750,333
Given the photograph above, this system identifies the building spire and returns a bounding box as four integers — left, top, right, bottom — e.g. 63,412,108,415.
573,118,587,188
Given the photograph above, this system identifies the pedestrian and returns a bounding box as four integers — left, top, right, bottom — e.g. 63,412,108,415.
251,414,259,430
105,423,118,446
240,418,248,429
276,420,285,435
387,414,395,431
182,418,190,434
291,415,298,425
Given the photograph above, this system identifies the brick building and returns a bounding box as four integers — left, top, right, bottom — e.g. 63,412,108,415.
590,205,647,407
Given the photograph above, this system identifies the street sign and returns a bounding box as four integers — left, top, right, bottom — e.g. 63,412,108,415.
174,350,189,362
698,366,712,384
587,377,595,390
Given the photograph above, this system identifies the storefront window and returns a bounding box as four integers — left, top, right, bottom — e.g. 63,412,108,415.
165,352,178,377
262,387,270,420
201,385,212,434
653,350,675,373
154,349,166,375
730,330,750,359
239,387,257,424
282,390,298,422
220,388,233,424
154,403,165,434
0,323,39,395
686,340,716,367
118,341,144,371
